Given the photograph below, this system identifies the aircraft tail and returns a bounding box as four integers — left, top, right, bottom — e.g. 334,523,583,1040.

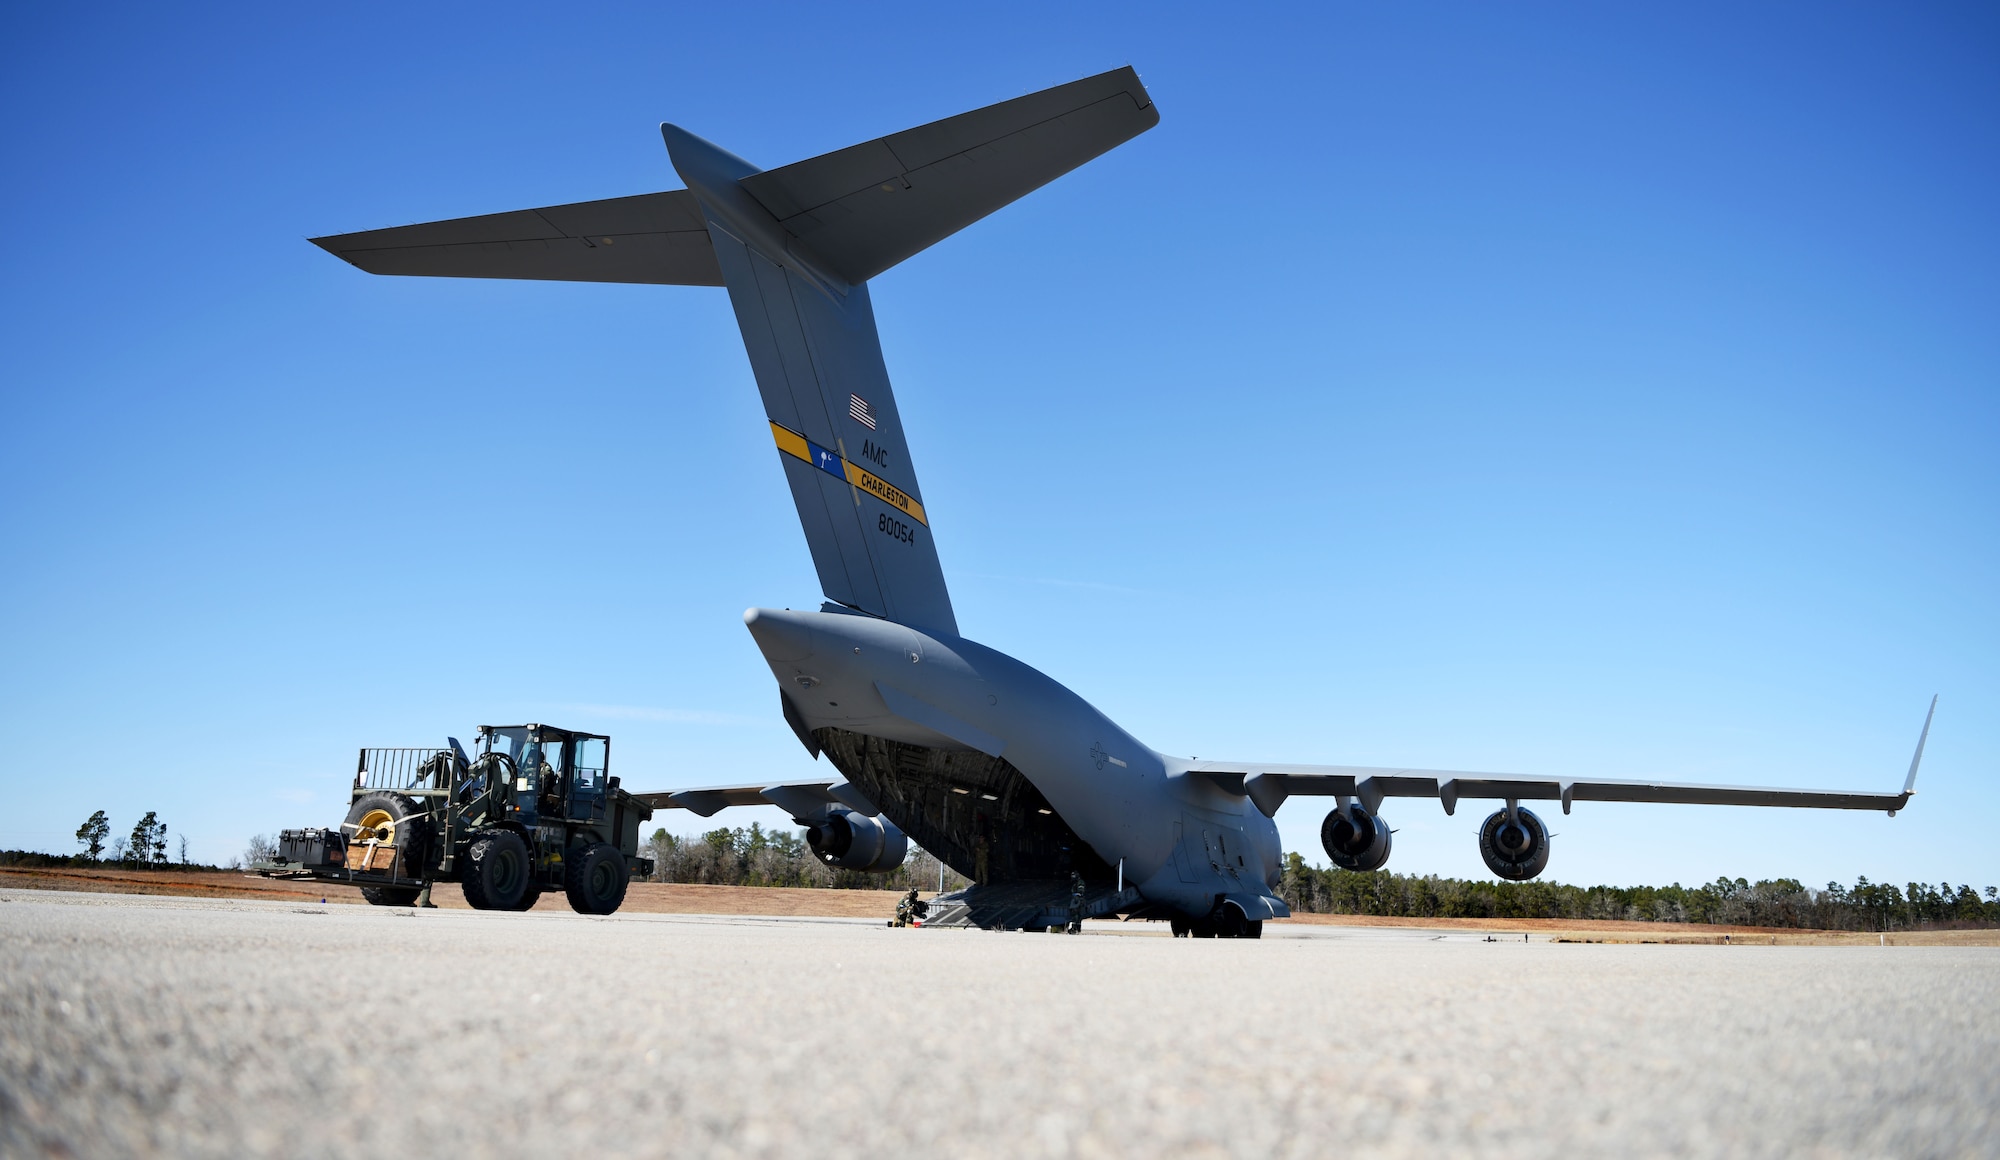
665,68,1155,634
311,67,1159,634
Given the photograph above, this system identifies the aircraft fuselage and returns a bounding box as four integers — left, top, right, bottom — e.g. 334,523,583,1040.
745,607,1288,919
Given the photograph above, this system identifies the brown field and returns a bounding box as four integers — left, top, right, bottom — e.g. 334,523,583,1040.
1,866,343,904
0,866,903,918
4,866,1994,944
1279,910,2000,946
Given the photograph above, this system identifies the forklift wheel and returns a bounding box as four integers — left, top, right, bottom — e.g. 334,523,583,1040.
461,830,531,911
564,843,628,916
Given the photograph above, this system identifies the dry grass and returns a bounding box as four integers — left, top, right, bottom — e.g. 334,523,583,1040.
0,866,340,903
1277,911,2000,946
0,867,902,919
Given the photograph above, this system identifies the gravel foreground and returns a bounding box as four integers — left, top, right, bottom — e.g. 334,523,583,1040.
2,889,1994,1159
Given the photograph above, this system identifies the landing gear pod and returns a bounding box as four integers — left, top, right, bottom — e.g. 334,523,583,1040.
1169,902,1264,939
807,808,909,872
1479,807,1551,881
1321,805,1392,872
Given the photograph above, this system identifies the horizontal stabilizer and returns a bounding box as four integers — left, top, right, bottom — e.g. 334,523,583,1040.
739,65,1158,284
313,68,1159,633
311,190,723,285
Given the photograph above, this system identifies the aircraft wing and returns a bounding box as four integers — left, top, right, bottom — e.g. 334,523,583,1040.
310,189,724,285
1190,697,1935,819
628,778,882,821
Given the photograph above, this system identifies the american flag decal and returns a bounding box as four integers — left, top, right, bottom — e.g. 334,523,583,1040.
849,393,877,430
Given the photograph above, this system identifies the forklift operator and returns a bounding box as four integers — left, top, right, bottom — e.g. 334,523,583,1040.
521,741,563,814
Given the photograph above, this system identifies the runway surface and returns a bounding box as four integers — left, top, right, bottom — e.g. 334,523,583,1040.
3,889,1994,1158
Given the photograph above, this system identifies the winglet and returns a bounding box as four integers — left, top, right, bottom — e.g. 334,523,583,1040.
1896,695,1937,809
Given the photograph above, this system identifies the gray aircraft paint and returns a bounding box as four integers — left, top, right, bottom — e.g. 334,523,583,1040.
738,605,1287,919
312,67,1929,927
663,125,957,635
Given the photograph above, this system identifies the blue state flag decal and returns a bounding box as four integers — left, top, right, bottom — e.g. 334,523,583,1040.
768,420,929,526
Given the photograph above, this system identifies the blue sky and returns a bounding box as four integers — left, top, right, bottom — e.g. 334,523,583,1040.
3,2,1994,888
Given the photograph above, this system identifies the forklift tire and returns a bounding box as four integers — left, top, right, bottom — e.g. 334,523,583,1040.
360,886,421,907
564,843,628,915
343,791,432,875
461,830,531,911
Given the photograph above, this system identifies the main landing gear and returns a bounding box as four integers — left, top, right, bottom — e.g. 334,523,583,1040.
1169,903,1263,939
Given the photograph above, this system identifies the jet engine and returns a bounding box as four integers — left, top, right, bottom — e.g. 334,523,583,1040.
806,808,909,872
1321,805,1392,872
1478,806,1550,880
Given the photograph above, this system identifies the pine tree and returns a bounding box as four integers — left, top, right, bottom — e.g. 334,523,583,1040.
128,812,166,866
75,810,110,860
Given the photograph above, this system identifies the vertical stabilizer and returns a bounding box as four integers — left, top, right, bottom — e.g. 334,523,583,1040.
659,68,1156,634
313,67,1159,638
665,126,957,634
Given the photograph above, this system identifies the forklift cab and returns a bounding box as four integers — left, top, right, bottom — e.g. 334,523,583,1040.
476,724,612,824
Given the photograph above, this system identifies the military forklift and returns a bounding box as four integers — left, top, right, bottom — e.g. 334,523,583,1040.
258,724,654,915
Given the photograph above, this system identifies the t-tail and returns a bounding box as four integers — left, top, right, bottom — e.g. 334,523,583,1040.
312,68,1160,635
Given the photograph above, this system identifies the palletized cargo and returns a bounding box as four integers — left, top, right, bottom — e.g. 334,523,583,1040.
276,827,342,868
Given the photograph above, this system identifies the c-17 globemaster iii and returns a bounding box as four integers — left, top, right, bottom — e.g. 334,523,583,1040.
313,67,1935,937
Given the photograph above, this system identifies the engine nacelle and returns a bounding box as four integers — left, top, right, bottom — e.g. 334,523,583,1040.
1321,805,1392,872
1478,806,1551,880
806,808,908,872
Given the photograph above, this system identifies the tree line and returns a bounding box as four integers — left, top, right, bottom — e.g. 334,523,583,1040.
1278,853,2000,932
26,809,1996,933
644,823,970,893
0,810,213,870
69,809,188,866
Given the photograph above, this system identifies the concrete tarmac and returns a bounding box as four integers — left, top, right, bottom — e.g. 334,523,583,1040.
2,889,1994,1158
